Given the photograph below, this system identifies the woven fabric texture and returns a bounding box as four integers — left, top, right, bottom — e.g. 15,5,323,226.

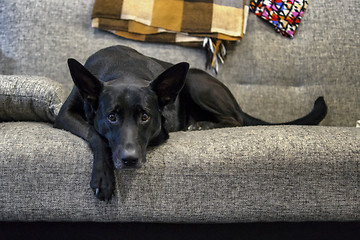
0,0,358,126
0,75,68,122
1,122,359,222
0,0,359,223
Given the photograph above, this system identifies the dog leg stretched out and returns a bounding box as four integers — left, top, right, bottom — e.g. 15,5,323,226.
54,45,327,201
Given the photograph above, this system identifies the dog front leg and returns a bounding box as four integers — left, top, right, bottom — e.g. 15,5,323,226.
88,132,115,201
55,107,115,201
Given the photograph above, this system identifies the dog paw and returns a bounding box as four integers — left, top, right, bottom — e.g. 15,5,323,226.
90,167,115,201
187,121,215,131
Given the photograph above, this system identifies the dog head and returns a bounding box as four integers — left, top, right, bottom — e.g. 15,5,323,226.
67,59,189,169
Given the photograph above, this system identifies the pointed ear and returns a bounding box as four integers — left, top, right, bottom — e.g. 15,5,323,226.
67,58,103,103
150,62,189,107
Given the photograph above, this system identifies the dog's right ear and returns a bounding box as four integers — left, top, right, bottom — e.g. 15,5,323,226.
68,58,103,120
67,58,103,103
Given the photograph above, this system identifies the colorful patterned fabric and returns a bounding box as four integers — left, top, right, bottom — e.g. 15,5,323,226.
250,0,308,38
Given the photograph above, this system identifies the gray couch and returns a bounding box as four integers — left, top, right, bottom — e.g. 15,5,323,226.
0,0,359,229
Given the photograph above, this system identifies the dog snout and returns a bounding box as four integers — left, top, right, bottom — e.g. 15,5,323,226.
122,155,138,167
121,144,139,167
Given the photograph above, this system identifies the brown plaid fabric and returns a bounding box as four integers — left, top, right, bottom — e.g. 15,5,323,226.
92,0,249,46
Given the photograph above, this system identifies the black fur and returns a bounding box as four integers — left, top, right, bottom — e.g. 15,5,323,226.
54,45,327,201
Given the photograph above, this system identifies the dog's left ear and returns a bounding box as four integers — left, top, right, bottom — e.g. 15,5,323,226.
150,62,189,107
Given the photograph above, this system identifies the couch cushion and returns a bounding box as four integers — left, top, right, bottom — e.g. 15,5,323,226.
0,75,68,122
0,122,359,222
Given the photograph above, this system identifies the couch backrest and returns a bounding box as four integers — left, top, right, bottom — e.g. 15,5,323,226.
0,0,358,126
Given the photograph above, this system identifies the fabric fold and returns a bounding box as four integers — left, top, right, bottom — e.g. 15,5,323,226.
92,0,249,45
92,0,250,72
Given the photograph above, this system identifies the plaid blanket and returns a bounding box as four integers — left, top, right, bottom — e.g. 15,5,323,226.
91,1,308,70
92,0,249,46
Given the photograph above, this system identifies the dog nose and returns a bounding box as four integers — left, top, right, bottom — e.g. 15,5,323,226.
122,156,138,167
121,146,138,167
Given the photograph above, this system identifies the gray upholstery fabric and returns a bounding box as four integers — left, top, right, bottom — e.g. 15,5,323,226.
0,122,359,222
0,75,68,122
0,0,206,91
0,0,359,223
228,84,360,127
0,0,359,127
219,2,360,87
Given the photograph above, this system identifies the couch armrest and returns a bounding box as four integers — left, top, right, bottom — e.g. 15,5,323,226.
1,122,359,222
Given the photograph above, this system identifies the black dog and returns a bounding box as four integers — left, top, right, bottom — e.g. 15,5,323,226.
54,45,327,201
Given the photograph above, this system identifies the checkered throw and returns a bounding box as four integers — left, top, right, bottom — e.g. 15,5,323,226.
91,0,250,71
92,0,249,45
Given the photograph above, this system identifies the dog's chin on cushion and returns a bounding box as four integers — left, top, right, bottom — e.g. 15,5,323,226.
112,150,146,170
113,158,145,170
113,160,144,170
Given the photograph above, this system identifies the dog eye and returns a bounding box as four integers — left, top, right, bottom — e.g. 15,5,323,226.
141,112,150,122
107,113,117,123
